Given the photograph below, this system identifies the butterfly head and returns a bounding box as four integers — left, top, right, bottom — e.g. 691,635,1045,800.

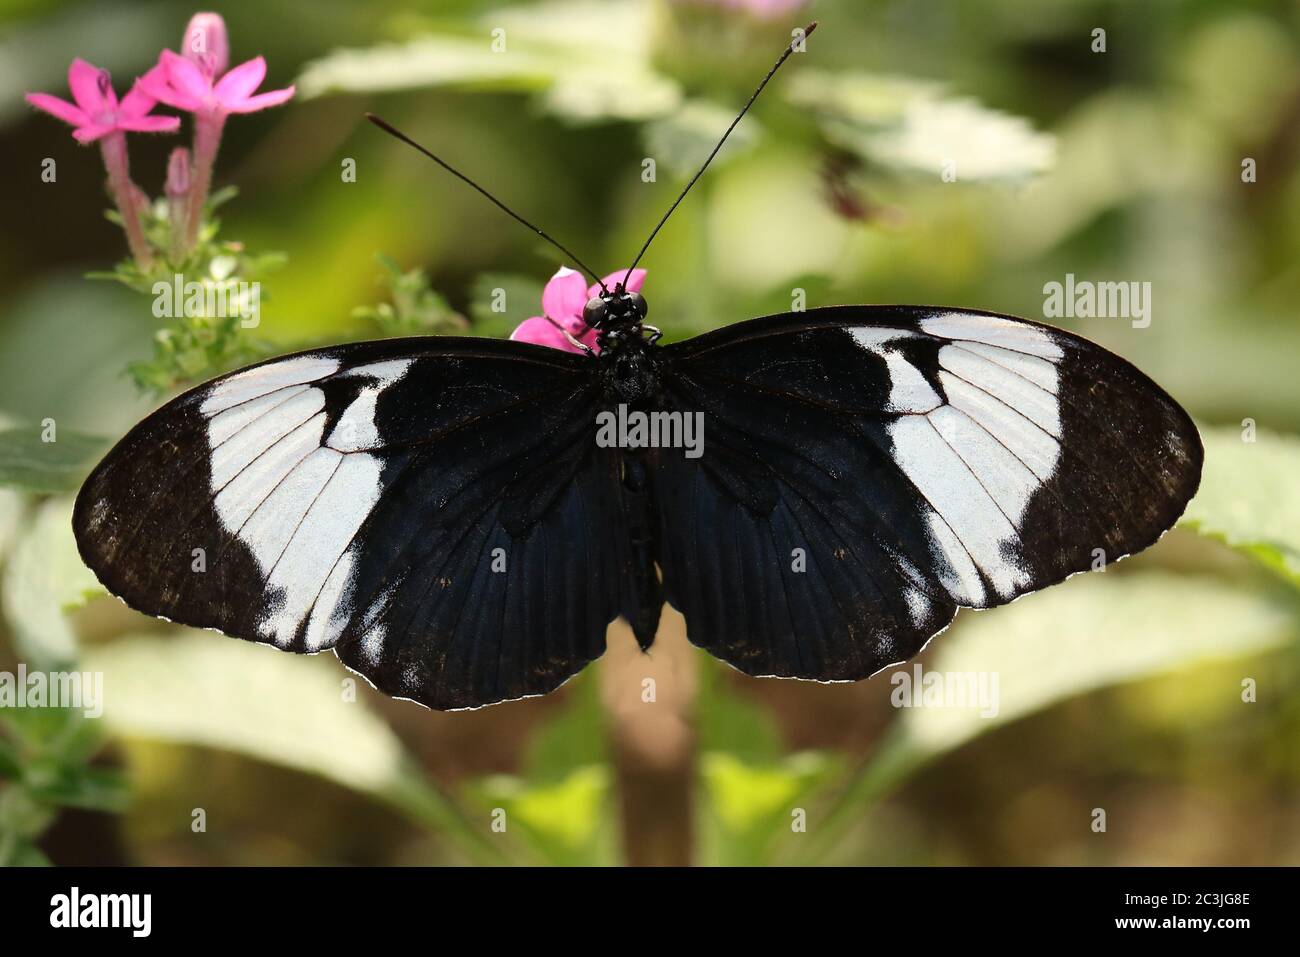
583,285,648,339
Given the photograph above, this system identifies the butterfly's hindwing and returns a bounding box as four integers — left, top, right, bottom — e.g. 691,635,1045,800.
653,306,1202,681
74,338,626,710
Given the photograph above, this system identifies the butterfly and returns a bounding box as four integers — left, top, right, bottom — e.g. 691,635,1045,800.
72,22,1202,711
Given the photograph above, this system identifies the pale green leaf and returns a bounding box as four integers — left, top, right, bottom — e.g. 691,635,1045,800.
788,69,1055,182
297,1,680,123
2,497,103,668
0,488,22,560
1180,424,1300,587
0,427,106,494
800,571,1297,862
298,33,556,98
82,632,503,863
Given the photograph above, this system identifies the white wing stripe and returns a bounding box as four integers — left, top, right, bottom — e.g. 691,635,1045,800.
950,341,1059,394
939,372,1059,481
208,384,309,448
259,452,383,647
888,415,1027,599
200,356,340,415
920,312,1064,360
214,412,326,530
240,447,340,577
924,512,985,605
928,405,1040,524
938,345,1061,437
210,387,326,489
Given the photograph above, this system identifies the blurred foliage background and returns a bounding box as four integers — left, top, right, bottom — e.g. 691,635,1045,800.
1,0,1299,866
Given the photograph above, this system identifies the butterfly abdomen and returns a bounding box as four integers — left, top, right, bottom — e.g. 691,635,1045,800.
616,453,664,650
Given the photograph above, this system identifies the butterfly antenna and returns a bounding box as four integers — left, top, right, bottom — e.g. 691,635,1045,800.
366,113,608,294
622,21,818,288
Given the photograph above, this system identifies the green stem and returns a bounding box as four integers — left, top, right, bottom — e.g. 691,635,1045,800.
381,765,515,866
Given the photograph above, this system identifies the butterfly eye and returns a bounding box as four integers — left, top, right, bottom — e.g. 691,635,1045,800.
626,291,647,320
583,297,608,328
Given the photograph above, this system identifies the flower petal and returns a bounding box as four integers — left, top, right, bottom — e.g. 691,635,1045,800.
118,82,159,118
72,123,115,144
560,314,588,336
222,85,295,114
139,59,202,111
590,267,646,298
542,266,589,323
68,58,108,113
213,56,266,103
162,49,213,103
509,316,581,353
24,92,88,127
119,114,182,134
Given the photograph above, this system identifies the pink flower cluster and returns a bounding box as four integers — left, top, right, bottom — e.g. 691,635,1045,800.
23,12,294,268
510,266,646,354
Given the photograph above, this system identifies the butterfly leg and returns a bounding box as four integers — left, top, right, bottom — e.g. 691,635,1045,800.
562,330,595,356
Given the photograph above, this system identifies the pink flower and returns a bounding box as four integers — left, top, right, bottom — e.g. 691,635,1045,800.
25,58,180,144
138,49,294,115
510,266,647,354
182,12,230,79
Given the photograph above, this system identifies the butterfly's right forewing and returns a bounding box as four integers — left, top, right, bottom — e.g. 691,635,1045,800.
651,306,1202,683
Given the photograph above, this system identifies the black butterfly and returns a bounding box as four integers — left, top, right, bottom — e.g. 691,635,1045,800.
72,24,1202,711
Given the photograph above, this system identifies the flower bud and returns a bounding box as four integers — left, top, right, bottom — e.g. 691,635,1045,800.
182,12,229,79
166,147,191,200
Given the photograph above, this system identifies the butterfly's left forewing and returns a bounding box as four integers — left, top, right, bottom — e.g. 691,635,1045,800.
653,306,1203,682
74,338,627,710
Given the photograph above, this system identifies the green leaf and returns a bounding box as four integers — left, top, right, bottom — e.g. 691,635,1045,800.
2,497,103,668
798,571,1298,863
24,765,129,814
0,839,52,867
699,750,840,866
468,765,614,866
0,786,55,842
0,736,21,780
787,69,1055,182
0,426,106,494
1180,424,1300,587
81,631,505,864
694,649,783,762
353,256,467,337
522,672,607,782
